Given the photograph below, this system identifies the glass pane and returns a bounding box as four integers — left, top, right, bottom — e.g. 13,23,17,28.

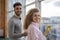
26,0,35,5
12,0,17,4
44,0,55,3
8,0,12,11
41,0,60,17
8,0,19,11
26,4,35,14
8,11,14,21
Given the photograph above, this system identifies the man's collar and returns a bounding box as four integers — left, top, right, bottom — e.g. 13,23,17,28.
14,14,21,20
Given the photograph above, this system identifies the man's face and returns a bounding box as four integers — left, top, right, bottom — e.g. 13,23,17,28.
14,6,22,16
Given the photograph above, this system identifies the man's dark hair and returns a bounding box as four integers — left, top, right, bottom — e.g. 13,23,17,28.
13,2,22,8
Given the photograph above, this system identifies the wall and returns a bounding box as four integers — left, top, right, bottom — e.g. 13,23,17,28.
0,0,7,38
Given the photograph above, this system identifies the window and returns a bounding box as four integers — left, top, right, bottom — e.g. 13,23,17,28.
41,0,60,17
8,0,15,21
26,0,35,5
26,0,36,15
26,4,35,14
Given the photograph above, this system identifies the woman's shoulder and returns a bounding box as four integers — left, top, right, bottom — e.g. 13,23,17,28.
28,23,35,30
29,23,34,28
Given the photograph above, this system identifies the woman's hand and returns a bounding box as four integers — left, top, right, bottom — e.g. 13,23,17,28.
44,28,50,37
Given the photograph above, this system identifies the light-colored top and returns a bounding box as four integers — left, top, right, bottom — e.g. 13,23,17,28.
27,22,46,40
8,15,23,40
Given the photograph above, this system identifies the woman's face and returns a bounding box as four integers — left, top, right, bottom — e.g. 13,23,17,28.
32,12,40,23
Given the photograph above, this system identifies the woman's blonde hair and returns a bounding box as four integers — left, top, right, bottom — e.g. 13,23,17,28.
23,8,40,30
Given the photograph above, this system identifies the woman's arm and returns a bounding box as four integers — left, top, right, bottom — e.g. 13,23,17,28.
43,28,49,37
28,25,39,40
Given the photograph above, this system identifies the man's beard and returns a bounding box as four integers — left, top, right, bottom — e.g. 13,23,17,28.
15,12,21,16
16,13,20,16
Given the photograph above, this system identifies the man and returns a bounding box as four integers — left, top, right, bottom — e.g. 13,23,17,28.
8,2,27,40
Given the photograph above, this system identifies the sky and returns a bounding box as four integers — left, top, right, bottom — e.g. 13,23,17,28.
41,0,60,17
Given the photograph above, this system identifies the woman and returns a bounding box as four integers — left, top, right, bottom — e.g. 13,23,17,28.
23,8,48,40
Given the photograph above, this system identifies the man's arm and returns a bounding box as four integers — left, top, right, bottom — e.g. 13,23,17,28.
8,19,25,38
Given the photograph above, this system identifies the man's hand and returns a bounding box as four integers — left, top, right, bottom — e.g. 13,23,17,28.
22,30,27,36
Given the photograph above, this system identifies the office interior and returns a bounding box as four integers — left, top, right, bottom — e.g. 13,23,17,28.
0,0,60,40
